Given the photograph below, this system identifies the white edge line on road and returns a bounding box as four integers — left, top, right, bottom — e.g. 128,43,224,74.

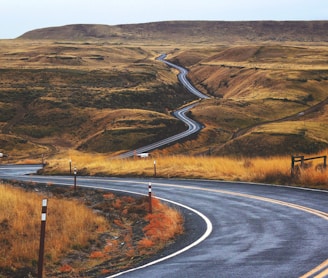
106,191,213,278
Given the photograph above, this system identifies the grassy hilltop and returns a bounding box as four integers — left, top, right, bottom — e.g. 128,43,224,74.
0,21,327,160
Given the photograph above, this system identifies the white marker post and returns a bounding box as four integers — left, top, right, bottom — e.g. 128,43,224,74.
38,199,48,278
0,153,8,158
153,160,157,177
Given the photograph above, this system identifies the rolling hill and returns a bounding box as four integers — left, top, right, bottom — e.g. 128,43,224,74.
0,21,328,159
19,21,328,43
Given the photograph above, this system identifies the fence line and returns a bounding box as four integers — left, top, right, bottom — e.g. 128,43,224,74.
291,155,327,177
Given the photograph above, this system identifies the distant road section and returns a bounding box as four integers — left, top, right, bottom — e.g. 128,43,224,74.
118,54,209,158
156,54,210,99
118,103,201,158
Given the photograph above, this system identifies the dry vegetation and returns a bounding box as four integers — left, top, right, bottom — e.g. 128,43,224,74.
18,22,328,43
1,22,328,159
0,39,192,160
168,44,328,156
0,182,184,277
0,184,107,277
1,39,328,159
43,149,327,189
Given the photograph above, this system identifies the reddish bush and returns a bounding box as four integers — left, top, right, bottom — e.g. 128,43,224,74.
59,264,73,273
90,251,105,259
138,238,154,249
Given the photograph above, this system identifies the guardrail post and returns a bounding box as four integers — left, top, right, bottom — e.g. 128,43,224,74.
38,199,48,278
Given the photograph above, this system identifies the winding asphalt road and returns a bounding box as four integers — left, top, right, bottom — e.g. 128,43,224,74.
118,54,209,158
156,54,210,100
118,103,201,158
1,164,327,278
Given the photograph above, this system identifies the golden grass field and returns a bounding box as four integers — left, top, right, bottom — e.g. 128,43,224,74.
42,148,327,189
0,184,108,275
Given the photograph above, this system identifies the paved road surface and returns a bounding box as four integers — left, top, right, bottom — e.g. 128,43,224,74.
118,103,202,158
1,164,327,278
156,54,210,100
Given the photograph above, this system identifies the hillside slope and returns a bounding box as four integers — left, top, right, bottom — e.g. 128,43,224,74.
0,41,192,160
1,21,328,159
19,21,328,43
163,45,328,156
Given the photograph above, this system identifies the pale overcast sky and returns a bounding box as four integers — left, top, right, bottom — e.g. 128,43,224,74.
0,0,327,39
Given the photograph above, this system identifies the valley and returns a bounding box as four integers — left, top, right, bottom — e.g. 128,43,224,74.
0,21,327,160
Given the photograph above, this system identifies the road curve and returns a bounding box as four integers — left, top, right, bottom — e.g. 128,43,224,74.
118,103,202,158
1,165,327,278
156,54,210,100
118,54,209,158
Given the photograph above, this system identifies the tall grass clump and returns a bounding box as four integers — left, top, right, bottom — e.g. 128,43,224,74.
138,197,184,255
297,167,328,188
0,184,109,273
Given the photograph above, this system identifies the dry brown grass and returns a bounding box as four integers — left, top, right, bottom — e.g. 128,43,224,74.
169,44,328,156
138,198,184,255
298,167,327,186
0,39,327,160
58,193,184,276
44,149,328,189
0,184,108,272
1,40,327,158
0,39,192,160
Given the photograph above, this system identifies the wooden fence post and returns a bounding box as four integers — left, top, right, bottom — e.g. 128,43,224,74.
324,156,327,169
291,156,295,177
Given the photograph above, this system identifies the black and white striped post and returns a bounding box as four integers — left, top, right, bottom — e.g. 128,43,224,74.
38,199,48,278
148,182,152,214
73,167,77,191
